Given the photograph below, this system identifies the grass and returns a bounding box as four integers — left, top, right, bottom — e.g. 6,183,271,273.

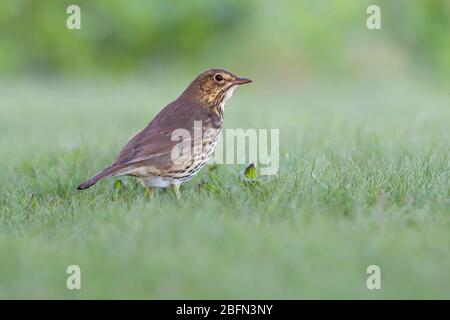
0,75,449,299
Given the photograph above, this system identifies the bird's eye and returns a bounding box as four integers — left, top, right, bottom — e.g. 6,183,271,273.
214,74,223,82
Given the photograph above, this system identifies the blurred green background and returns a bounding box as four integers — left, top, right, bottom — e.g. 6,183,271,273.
1,0,449,81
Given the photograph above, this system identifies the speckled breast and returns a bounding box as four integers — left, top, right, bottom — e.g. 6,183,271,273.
168,126,222,183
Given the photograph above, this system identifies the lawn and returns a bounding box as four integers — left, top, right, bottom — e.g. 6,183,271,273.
0,76,449,299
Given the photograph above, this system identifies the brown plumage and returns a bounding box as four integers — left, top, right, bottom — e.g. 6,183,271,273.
77,68,252,199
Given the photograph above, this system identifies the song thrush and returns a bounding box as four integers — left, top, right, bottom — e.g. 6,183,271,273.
77,68,252,199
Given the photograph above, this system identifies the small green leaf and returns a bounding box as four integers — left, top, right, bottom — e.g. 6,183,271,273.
198,177,214,191
243,163,257,181
29,193,38,210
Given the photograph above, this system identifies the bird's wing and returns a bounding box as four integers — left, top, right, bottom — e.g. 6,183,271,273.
112,99,221,170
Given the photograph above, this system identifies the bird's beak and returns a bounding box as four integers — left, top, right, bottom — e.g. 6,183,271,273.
233,77,252,85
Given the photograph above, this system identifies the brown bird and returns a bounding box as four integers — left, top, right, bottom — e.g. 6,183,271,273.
77,68,252,199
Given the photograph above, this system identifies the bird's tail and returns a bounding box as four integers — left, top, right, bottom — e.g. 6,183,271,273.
77,166,119,190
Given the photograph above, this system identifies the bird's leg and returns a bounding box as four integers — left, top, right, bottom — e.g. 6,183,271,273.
171,184,181,200
146,187,154,198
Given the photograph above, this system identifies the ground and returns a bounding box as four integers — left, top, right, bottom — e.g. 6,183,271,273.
0,76,449,299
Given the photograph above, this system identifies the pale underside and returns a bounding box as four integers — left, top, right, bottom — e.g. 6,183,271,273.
114,86,235,188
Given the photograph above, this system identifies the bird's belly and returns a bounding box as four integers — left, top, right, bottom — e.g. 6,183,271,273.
125,128,222,187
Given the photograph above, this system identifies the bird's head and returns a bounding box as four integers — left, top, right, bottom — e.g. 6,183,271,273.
181,68,252,108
